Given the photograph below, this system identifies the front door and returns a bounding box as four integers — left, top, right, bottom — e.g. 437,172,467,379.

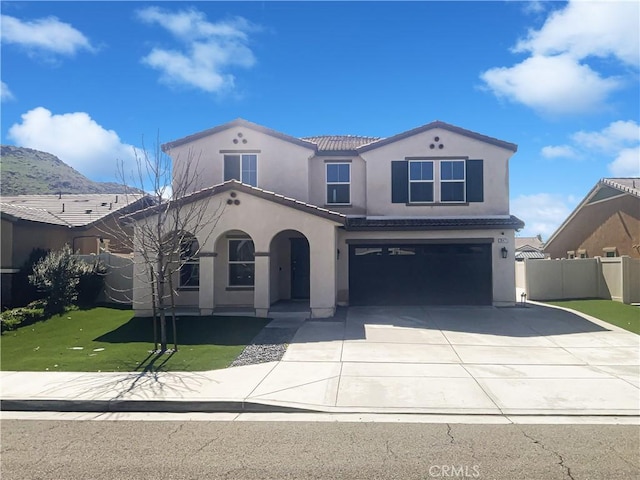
290,238,310,299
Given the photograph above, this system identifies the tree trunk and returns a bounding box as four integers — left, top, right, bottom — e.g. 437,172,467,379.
168,271,178,352
149,266,159,351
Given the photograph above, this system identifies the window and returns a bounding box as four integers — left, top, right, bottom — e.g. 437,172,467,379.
603,247,617,258
440,160,465,202
577,249,587,259
409,161,434,202
228,239,255,286
179,235,199,288
224,154,257,186
326,163,350,204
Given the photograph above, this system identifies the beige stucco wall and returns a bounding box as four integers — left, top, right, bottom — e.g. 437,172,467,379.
336,228,517,307
308,156,367,215
545,195,640,259
167,126,315,201
133,189,341,317
360,127,513,216
1,219,14,269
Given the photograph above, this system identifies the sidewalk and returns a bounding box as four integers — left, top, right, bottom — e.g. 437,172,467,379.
2,304,639,416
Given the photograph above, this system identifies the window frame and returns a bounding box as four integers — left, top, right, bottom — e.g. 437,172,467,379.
326,162,351,205
228,238,255,287
408,160,435,203
224,154,258,187
439,159,466,203
178,235,199,290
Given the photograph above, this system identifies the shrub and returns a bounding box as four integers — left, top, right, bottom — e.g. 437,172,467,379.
28,245,100,315
77,260,108,306
0,301,46,332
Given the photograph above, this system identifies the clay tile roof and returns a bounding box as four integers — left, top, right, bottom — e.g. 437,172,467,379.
301,135,381,152
1,193,148,227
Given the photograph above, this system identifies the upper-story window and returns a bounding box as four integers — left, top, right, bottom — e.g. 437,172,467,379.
440,160,466,202
326,163,350,205
394,158,482,205
409,161,434,202
224,154,257,186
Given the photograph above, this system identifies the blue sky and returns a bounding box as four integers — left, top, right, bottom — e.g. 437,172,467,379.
2,1,639,239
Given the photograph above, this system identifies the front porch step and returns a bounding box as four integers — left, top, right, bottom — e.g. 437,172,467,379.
213,307,256,317
267,310,311,320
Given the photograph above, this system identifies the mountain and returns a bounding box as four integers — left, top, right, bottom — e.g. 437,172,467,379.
0,145,131,196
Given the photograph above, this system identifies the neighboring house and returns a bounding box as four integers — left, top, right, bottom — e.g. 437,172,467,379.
515,234,546,261
544,178,640,260
130,119,524,318
1,193,150,306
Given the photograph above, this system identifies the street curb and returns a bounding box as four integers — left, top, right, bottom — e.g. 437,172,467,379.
0,399,316,414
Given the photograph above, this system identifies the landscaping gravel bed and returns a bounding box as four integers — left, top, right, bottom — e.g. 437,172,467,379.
230,326,298,367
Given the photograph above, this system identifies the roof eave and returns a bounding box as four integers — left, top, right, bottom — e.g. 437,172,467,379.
357,120,518,153
162,118,318,152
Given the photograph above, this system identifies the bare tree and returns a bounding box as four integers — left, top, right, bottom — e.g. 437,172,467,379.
102,136,223,352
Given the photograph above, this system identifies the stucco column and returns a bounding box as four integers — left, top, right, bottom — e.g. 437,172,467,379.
198,253,215,315
253,253,271,317
309,229,337,318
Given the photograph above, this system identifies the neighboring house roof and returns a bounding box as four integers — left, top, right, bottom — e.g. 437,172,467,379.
344,215,525,231
162,118,317,151
0,193,149,228
125,180,347,224
544,177,640,249
162,118,518,155
515,250,546,260
302,135,380,153
515,235,544,251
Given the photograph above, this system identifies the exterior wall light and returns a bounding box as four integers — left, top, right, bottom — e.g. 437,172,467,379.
501,246,508,259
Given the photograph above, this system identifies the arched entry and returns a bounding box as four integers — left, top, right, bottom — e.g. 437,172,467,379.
269,230,310,303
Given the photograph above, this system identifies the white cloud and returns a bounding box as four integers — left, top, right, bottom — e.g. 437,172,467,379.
7,107,139,182
609,147,640,177
481,1,638,115
481,54,620,116
0,14,95,57
1,81,15,102
136,7,257,93
541,120,640,174
541,145,577,159
514,1,639,67
512,193,575,239
571,120,640,152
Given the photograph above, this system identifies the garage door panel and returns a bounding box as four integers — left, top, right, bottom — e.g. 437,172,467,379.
349,244,492,306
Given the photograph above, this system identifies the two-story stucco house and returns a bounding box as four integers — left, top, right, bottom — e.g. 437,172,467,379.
130,119,524,318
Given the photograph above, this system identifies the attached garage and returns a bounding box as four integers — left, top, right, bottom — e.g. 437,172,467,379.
348,242,493,306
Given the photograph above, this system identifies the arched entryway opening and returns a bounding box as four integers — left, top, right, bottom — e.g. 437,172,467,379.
269,230,310,306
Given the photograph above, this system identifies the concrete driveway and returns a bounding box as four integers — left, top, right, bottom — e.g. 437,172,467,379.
248,304,640,415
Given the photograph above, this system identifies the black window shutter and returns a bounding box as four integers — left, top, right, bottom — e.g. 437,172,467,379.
391,161,408,203
224,155,240,181
466,159,484,203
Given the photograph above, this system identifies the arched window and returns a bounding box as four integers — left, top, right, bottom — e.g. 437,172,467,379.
179,234,199,288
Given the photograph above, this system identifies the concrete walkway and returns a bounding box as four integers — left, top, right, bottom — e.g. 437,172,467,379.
2,304,639,416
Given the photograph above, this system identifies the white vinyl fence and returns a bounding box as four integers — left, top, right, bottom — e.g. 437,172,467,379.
516,256,640,304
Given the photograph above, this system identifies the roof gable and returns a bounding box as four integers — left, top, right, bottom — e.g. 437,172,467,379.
357,120,518,153
162,118,317,152
127,180,346,224
544,177,640,248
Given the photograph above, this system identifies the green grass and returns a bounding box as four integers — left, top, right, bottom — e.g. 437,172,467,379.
546,299,640,334
0,307,269,372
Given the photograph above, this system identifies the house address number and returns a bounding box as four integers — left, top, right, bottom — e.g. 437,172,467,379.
497,238,508,243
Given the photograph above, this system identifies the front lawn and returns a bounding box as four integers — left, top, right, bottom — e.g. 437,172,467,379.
0,307,269,372
546,299,640,334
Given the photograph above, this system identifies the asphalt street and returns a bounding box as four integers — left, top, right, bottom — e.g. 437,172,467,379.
2,419,638,480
